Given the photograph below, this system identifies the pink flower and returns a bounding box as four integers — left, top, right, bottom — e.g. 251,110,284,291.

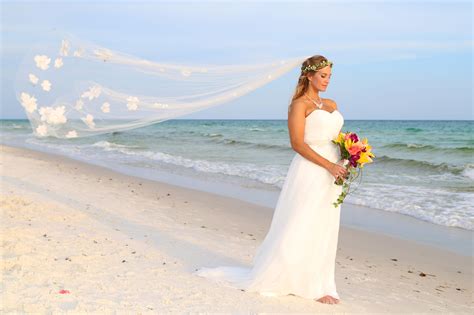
347,141,364,155
349,133,359,142
59,289,70,294
349,153,360,167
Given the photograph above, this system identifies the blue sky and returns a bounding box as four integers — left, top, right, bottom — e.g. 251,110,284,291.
1,0,472,120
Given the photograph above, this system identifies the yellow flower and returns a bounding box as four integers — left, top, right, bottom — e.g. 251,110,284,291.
335,132,345,144
344,138,353,150
357,150,375,167
362,138,373,151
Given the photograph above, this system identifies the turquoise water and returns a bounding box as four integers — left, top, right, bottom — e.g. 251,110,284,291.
1,118,472,231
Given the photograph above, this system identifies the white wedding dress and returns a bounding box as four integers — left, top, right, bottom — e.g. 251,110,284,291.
193,108,344,300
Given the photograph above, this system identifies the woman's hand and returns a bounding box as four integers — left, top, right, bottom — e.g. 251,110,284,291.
327,162,348,181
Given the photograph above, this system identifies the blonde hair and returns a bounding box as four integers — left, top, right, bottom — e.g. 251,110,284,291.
290,55,332,104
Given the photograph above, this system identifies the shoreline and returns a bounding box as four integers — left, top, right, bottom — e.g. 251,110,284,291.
1,143,472,312
2,140,472,257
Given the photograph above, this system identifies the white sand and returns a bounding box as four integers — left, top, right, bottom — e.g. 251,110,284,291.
1,144,472,313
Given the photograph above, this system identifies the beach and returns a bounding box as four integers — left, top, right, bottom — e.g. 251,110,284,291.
1,143,472,313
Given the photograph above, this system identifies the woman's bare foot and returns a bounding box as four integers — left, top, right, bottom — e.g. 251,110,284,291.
315,295,340,304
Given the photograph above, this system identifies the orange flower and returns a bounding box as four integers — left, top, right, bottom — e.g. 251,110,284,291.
347,141,364,155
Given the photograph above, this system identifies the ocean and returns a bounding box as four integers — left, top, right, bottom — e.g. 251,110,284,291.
1,118,473,232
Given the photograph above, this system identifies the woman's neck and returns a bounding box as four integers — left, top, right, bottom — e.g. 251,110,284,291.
305,87,320,100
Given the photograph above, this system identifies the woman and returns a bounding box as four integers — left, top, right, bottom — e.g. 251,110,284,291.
194,55,347,305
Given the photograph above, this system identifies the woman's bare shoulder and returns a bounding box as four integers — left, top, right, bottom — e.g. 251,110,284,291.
323,98,338,110
289,96,309,112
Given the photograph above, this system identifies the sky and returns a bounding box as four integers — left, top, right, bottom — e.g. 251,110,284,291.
1,0,472,120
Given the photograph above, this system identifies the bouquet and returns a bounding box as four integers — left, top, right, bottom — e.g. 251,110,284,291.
331,131,375,207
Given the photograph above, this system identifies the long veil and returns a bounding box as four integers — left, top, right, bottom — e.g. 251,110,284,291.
14,30,310,139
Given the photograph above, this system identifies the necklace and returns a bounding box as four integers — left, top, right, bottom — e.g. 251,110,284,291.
304,93,323,109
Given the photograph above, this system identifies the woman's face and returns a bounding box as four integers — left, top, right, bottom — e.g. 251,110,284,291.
308,65,332,92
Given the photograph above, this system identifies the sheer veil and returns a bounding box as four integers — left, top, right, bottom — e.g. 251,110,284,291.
14,30,310,139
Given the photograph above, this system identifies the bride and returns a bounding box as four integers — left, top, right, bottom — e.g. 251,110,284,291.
193,55,348,305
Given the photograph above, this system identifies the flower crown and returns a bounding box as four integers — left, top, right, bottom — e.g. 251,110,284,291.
302,60,333,73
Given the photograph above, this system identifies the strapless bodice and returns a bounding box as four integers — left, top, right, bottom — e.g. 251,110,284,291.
304,109,344,146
